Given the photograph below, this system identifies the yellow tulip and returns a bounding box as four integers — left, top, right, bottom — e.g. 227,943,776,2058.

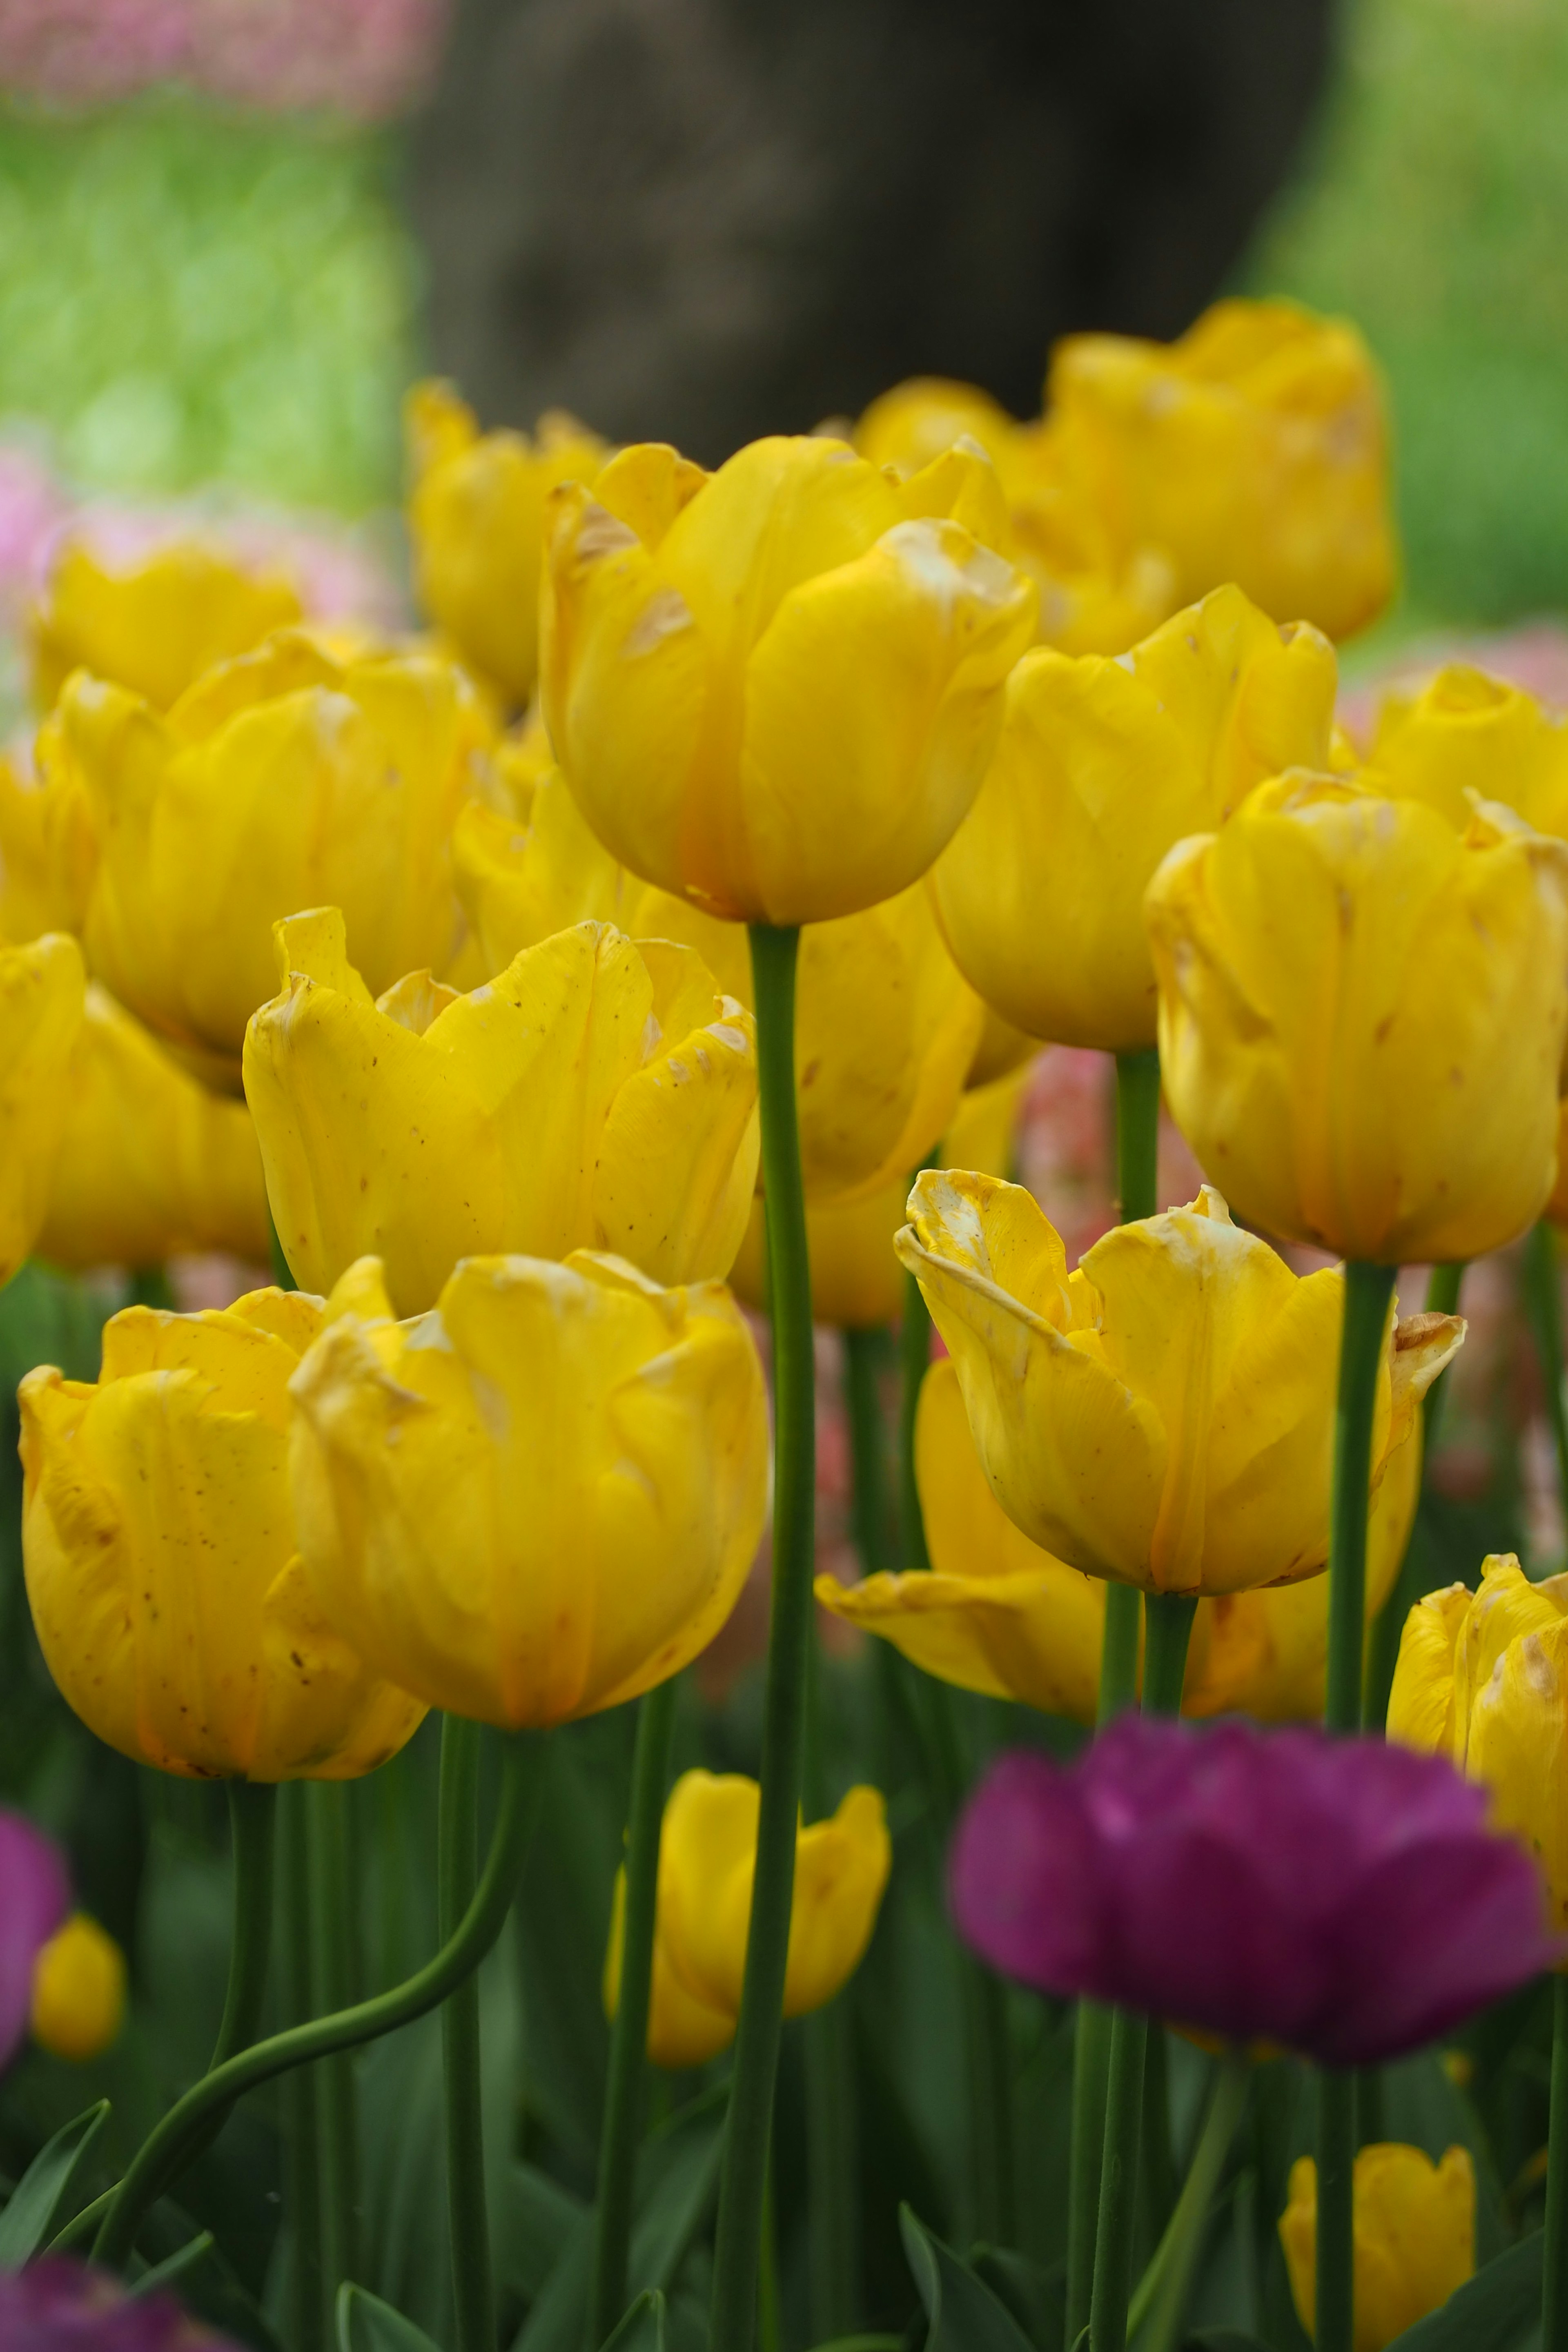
0,932,85,1286
406,380,608,710
0,717,100,940
896,1173,1459,1598
1369,662,1568,839
20,1289,426,1780
31,1915,126,2061
287,1253,770,1729
1044,297,1396,640
1388,1553,1568,1937
817,1354,1419,1721
1279,2145,1474,2351
1146,772,1568,1263
62,630,492,1080
38,985,269,1271
932,585,1336,1052
603,1772,891,2067
245,909,758,1313
539,434,1037,925
454,766,983,1205
855,376,1020,475
29,539,300,715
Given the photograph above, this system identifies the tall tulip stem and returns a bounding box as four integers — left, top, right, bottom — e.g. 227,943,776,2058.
440,1718,494,2352
710,924,817,2352
1522,1222,1568,1517
307,1782,360,2308
215,1782,276,2069
279,1783,325,2352
1421,1261,1466,1454
1113,1047,1161,1224
94,1730,547,2272
1544,1973,1568,2348
590,1678,678,2348
844,1326,895,1575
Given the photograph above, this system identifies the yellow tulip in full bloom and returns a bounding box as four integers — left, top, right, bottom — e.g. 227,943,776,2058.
245,909,758,1312
539,434,1037,925
896,1174,1459,1598
1368,662,1568,839
603,1773,891,2067
30,1916,126,2061
60,631,492,1079
38,985,269,1271
1043,297,1396,640
406,381,608,708
931,585,1337,1052
1146,773,1568,1264
29,539,301,714
1279,2145,1474,2351
817,1355,1421,1720
0,932,85,1286
20,1290,426,1780
1388,1553,1568,1936
288,1254,770,1730
453,767,983,1206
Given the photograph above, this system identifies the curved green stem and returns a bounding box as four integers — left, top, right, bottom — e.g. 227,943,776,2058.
214,1782,276,2069
1127,2051,1250,2350
710,924,817,2352
844,1326,895,1575
898,1263,933,1570
441,1719,494,2352
308,1781,360,2303
590,1679,678,2349
1542,1975,1568,2349
1523,1223,1568,1525
94,1729,546,2273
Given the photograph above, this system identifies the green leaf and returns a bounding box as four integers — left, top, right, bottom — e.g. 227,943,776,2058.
805,2337,905,2350
601,2291,666,2352
0,2100,109,2266
336,2281,447,2352
630,2084,728,2298
1381,2231,1544,2350
131,2233,214,2296
496,2161,588,2303
898,2206,1037,2352
971,2245,1065,2349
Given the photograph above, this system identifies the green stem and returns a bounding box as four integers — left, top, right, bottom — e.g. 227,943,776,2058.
1421,1261,1466,1455
1326,1262,1399,1735
1114,1047,1161,1224
1364,1263,1466,1740
280,1782,324,2352
94,1730,546,2273
590,1680,678,2349
1523,1223,1568,1529
1544,1975,1568,2350
214,1782,276,2069
710,925,817,2352
1090,1596,1194,2352
1067,1584,1144,2344
1315,2070,1356,2352
269,1207,296,1292
898,1264,932,1570
127,1266,176,1312
843,1326,895,1574
307,1781,360,2306
441,1719,494,2352
1127,2053,1250,2351
805,1998,860,2339
758,2155,784,2352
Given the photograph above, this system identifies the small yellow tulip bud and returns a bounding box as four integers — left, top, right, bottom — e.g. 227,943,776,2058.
539,434,1037,926
603,1773,891,2068
406,381,609,709
288,1253,770,1729
0,932,85,1287
38,985,269,1271
1370,663,1568,841
1045,297,1396,640
1389,1553,1568,1938
1279,2144,1474,2350
933,584,1336,1052
29,540,300,715
244,910,759,1313
31,1915,126,2061
895,1172,1460,1599
1146,773,1568,1264
62,631,493,1081
20,1290,426,1781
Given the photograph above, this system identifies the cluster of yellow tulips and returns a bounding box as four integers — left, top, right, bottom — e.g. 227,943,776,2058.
4,291,1568,2352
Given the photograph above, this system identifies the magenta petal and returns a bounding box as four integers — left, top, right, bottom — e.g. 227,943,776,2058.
949,1719,1556,2065
0,2256,239,2348
0,1807,71,2071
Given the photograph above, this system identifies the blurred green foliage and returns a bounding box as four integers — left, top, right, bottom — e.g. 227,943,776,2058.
0,96,417,513
1247,0,1568,637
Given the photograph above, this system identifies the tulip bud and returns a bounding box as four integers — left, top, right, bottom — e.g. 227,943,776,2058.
603,1773,891,2067
31,1915,126,2062
1370,662,1568,840
1279,2145,1474,2350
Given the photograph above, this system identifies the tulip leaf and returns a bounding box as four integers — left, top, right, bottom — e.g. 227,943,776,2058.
497,2161,588,2303
1380,2230,1543,2350
600,2291,666,2351
0,2099,110,2267
130,2231,216,2295
898,2206,1038,2351
336,2282,446,2352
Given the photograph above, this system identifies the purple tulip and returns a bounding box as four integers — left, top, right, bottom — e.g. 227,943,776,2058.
951,1717,1557,2065
0,2258,236,2350
0,1808,71,2071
